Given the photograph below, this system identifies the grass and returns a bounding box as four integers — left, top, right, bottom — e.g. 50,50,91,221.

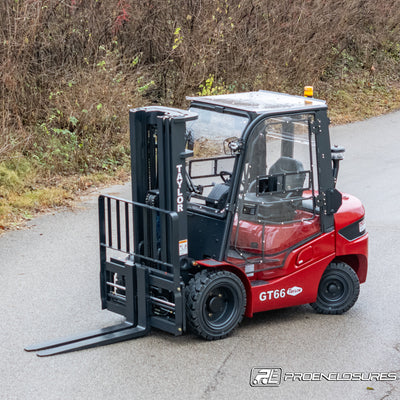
0,158,129,233
324,78,400,125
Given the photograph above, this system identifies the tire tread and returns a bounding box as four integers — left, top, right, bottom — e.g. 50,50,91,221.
311,262,360,315
185,269,246,340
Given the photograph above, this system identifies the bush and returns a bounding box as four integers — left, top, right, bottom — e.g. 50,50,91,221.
1,0,400,172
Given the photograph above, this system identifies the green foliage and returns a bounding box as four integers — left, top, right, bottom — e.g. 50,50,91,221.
198,75,229,96
0,158,33,193
173,27,183,50
137,77,155,93
0,164,22,192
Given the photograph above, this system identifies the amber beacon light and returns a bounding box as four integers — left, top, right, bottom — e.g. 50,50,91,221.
304,86,313,97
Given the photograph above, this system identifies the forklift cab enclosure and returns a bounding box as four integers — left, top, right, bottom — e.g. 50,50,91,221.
126,90,368,339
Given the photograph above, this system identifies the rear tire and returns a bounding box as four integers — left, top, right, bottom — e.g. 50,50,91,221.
311,262,360,314
186,269,246,340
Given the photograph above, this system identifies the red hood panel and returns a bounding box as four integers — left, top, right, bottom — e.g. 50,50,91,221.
334,193,365,230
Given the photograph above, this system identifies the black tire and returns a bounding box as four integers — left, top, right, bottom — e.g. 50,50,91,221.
311,262,360,314
186,269,246,340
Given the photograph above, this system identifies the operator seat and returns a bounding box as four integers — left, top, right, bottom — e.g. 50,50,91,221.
206,181,230,210
241,156,306,223
267,156,306,215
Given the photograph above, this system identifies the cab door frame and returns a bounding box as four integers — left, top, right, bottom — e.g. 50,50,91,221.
221,108,340,263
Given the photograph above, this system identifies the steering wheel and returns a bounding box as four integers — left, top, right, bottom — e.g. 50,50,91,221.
219,171,232,183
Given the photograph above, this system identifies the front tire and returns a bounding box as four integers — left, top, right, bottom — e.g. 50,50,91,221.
186,269,246,340
311,262,360,314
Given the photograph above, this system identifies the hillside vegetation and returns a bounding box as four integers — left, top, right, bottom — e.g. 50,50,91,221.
1,0,400,229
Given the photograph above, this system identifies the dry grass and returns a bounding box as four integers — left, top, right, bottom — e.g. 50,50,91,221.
328,87,400,125
0,0,399,231
0,159,129,233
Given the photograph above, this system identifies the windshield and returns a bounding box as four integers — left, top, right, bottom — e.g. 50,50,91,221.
187,107,249,157
185,107,249,212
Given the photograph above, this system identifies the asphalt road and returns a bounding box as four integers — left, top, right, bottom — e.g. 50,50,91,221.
1,112,400,400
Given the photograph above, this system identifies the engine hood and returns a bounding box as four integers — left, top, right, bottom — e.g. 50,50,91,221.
334,193,365,231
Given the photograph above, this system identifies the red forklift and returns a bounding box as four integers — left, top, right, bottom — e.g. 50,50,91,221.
26,90,368,356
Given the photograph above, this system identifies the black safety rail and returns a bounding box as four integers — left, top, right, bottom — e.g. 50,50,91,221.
99,194,180,278
98,194,185,336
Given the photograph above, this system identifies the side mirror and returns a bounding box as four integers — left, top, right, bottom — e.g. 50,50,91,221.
325,188,342,214
331,145,345,186
224,137,243,155
186,129,194,151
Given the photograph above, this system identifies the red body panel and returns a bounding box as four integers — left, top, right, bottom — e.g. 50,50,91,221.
250,253,334,315
196,192,368,318
198,232,335,317
334,193,365,230
334,193,368,283
231,211,320,254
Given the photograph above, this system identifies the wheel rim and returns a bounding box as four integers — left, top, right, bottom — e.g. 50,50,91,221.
318,272,350,307
202,284,239,330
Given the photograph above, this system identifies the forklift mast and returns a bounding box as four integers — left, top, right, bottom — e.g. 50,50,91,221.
97,107,198,335
129,107,197,261
26,107,198,356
